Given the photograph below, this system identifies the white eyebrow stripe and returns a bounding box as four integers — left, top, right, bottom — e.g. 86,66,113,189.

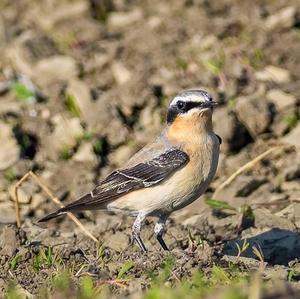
170,93,211,106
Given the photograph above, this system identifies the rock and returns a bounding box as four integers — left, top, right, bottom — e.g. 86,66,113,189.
213,107,252,153
235,96,271,137
266,89,296,112
108,144,137,166
265,6,296,30
0,225,18,256
282,123,300,148
33,55,78,86
255,66,290,84
45,115,83,159
104,231,130,252
8,186,30,204
112,62,132,85
283,164,300,181
73,143,97,164
264,265,288,281
108,8,143,29
182,213,207,228
0,202,16,223
0,122,20,170
37,1,89,30
66,79,95,125
254,208,295,231
223,228,300,265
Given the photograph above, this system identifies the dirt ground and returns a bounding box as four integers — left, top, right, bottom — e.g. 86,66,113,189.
1,0,300,298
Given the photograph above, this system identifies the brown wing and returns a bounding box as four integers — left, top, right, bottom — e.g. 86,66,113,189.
60,148,189,212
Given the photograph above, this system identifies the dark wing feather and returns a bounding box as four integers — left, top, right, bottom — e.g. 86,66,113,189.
60,148,189,212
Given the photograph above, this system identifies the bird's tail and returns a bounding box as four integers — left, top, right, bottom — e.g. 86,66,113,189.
38,208,67,222
38,192,94,223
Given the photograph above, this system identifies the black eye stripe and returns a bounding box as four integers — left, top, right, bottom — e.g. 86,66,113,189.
183,101,203,111
167,101,208,124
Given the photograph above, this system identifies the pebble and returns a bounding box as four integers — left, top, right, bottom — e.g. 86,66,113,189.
265,6,296,30
266,89,296,112
235,96,271,136
255,66,290,84
0,122,20,171
108,8,143,29
282,123,300,147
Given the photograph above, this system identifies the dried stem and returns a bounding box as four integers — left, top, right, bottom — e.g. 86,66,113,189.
213,145,291,199
13,171,99,243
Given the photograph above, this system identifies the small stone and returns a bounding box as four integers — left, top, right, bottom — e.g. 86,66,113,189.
255,66,290,84
66,79,95,124
73,143,97,164
254,208,295,231
0,225,18,256
235,96,271,136
266,89,296,112
182,214,206,227
0,122,20,171
34,55,78,86
112,62,132,85
213,107,251,152
265,6,296,30
282,123,300,148
8,186,30,204
283,164,300,181
0,202,16,223
109,145,137,166
44,115,83,159
108,8,143,29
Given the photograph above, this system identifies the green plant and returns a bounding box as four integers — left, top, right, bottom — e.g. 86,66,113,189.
4,168,17,182
204,54,225,75
283,111,299,130
59,146,74,160
10,254,21,270
65,94,81,117
117,260,134,279
204,198,236,211
10,82,34,103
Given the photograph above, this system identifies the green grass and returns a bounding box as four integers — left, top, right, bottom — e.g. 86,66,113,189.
65,94,81,117
204,54,225,75
10,82,35,103
283,111,299,130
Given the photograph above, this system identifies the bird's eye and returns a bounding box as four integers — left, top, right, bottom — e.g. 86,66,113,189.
176,101,185,110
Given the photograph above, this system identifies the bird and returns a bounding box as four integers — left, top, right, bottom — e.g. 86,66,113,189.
38,89,221,252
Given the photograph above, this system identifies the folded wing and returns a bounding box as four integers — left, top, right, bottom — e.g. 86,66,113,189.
38,148,188,221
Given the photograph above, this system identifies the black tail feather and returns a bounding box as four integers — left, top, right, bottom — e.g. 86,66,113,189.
38,209,66,223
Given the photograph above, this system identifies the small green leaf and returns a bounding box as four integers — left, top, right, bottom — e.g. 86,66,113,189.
117,260,134,279
205,198,236,211
10,254,21,270
11,82,34,103
65,94,81,117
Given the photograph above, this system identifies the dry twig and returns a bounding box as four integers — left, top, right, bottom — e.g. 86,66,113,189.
213,145,292,199
13,171,99,243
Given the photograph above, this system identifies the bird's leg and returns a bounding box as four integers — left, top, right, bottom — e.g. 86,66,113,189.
132,213,147,253
154,215,169,251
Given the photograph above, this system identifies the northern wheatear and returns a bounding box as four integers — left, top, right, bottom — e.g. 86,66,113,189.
39,89,221,252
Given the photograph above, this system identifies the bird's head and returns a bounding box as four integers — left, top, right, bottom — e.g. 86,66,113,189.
166,90,217,143
167,89,217,125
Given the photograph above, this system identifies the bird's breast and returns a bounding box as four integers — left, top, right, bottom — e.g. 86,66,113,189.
170,133,220,210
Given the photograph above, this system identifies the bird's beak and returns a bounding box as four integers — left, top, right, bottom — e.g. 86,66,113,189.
201,101,218,108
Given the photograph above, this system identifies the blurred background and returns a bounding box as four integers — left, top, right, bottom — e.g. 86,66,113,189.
1,0,300,296
0,0,300,224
